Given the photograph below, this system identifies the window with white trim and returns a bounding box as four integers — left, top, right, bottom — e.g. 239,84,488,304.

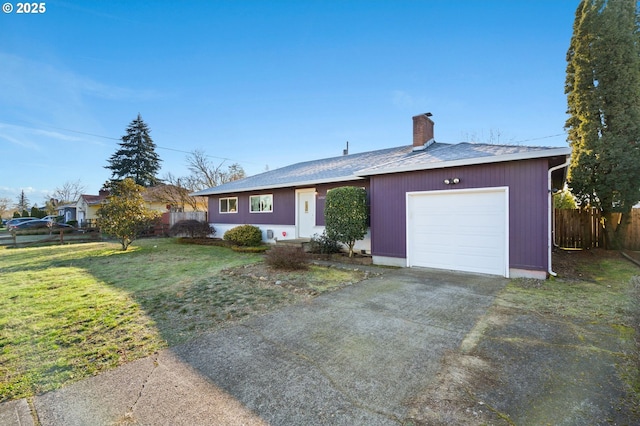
219,197,238,213
250,194,273,213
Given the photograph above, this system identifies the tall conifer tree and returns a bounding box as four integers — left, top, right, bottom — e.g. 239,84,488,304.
15,190,29,214
565,0,640,248
106,114,162,187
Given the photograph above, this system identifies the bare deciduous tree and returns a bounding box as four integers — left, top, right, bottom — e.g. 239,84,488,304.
186,149,246,191
0,197,11,219
50,180,87,204
154,173,208,211
460,128,514,145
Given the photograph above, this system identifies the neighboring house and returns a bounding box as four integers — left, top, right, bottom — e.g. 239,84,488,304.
75,185,196,227
76,191,110,226
192,114,572,279
56,203,77,223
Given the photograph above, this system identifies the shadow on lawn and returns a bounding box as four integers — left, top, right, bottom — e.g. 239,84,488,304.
67,239,296,345
0,238,300,401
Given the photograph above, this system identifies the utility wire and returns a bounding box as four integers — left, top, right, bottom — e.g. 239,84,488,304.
512,133,566,144
1,120,258,164
3,120,568,162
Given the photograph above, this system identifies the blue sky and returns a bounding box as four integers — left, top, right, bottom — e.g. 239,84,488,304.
1,0,578,207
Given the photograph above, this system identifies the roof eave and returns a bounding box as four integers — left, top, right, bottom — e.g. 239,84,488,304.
356,147,572,176
190,175,366,196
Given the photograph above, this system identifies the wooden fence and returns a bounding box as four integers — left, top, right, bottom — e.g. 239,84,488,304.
554,209,640,250
6,230,102,248
168,211,207,227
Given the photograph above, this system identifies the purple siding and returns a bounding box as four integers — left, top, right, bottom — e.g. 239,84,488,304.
314,182,369,226
206,158,554,273
208,181,370,228
209,188,295,225
370,159,550,272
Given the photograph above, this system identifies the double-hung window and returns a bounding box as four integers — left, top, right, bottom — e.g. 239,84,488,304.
219,197,238,213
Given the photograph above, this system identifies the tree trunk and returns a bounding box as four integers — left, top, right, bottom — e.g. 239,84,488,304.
614,212,631,250
602,211,629,250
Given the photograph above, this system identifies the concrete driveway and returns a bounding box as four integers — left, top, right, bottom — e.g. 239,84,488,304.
10,267,507,425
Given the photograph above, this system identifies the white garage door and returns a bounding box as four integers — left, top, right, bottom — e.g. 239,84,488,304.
406,187,508,277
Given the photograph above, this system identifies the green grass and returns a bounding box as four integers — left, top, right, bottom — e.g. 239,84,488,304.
503,252,640,411
0,238,363,401
504,256,639,323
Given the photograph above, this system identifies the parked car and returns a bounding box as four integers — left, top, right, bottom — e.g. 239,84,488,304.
6,217,39,230
42,215,61,223
12,220,74,230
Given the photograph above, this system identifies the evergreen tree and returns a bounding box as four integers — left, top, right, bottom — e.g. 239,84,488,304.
15,190,29,214
324,186,368,257
106,114,162,187
565,0,640,248
30,206,45,218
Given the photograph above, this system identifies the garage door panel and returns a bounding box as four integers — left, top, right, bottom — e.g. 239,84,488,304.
407,188,508,276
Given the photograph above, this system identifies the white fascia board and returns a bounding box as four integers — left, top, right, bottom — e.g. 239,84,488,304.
190,175,365,197
357,147,572,177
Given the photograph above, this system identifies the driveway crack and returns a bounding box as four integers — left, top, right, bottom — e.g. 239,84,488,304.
116,352,160,425
26,397,40,426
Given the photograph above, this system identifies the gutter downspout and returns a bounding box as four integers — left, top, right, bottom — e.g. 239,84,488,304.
548,156,571,277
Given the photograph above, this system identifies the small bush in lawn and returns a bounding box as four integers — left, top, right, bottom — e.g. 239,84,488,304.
223,225,263,246
308,231,342,254
169,220,213,238
265,246,309,270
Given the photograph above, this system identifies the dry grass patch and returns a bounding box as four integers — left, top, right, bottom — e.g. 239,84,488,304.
0,238,366,401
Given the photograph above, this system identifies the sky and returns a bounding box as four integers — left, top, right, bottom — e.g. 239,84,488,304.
0,0,579,207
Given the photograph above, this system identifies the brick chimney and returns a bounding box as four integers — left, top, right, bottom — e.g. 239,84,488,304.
412,113,434,149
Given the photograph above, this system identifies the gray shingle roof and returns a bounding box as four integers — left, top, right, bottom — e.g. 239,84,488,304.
191,142,571,196
357,142,571,175
191,145,413,196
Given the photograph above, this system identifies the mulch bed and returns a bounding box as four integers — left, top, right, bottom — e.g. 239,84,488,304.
175,237,373,265
178,238,640,274
552,248,637,280
307,252,373,266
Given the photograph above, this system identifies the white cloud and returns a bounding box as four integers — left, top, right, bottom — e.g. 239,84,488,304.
0,186,51,206
0,122,108,151
0,131,42,151
391,90,430,110
0,52,163,132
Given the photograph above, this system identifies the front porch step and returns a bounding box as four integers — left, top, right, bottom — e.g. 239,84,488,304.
275,238,311,250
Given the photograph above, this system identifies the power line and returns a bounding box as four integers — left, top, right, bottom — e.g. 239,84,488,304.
35,125,120,141
512,133,567,144
1,120,258,165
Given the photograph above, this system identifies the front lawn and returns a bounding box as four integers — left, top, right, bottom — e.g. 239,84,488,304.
0,238,366,401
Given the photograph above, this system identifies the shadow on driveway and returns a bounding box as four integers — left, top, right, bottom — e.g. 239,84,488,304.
30,267,506,425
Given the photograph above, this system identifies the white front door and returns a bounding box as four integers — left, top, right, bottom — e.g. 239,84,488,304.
297,189,316,238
